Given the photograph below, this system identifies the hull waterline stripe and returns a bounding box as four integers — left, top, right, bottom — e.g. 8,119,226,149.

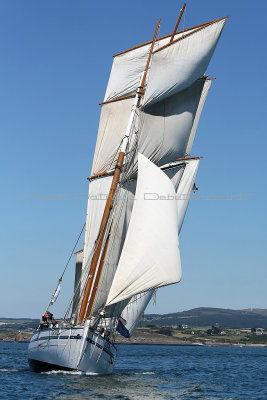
86,338,115,359
30,335,82,343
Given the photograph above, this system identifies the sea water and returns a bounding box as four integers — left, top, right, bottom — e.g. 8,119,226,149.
0,342,266,399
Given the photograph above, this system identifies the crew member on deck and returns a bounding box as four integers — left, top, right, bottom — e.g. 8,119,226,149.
39,312,56,329
39,314,49,329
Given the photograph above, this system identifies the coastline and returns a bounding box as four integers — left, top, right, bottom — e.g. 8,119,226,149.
1,339,266,348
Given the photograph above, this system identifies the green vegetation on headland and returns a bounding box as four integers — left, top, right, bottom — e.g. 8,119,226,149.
118,325,267,346
1,308,267,346
143,307,267,329
0,319,39,342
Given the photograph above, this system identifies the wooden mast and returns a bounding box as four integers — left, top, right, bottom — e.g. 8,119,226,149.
78,19,161,324
138,18,160,98
169,3,186,43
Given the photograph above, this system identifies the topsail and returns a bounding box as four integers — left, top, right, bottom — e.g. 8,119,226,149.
104,18,226,104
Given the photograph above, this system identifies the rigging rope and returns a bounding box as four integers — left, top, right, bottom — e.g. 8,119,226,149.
45,221,86,313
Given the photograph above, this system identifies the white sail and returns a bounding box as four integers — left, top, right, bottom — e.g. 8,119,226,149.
106,153,181,306
104,27,202,102
177,159,199,231
91,97,136,176
90,161,185,316
118,158,200,330
186,79,212,155
92,78,206,176
132,79,205,174
82,176,112,271
120,291,154,337
89,179,136,316
143,18,226,106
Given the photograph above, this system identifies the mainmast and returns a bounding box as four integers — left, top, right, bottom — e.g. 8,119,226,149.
78,19,161,324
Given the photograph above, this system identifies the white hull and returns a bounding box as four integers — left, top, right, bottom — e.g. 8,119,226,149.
28,326,116,374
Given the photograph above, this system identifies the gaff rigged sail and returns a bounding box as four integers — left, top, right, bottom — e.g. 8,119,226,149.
143,18,226,106
104,18,226,103
92,78,208,176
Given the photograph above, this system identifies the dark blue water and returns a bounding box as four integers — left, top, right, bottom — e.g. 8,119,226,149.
0,343,266,399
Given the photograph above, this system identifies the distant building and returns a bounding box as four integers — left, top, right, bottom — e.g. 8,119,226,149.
251,328,264,335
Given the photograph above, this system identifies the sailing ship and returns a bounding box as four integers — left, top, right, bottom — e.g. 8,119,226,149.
28,4,227,373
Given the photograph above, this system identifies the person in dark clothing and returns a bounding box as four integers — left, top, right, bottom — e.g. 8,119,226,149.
39,315,49,329
46,312,56,326
39,312,56,329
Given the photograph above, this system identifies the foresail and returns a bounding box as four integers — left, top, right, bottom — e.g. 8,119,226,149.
143,18,226,106
105,154,182,307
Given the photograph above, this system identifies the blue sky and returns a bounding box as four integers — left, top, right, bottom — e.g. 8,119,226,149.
0,0,266,318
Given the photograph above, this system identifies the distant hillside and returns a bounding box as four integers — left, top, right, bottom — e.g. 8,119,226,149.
0,318,39,331
1,308,267,331
144,308,267,329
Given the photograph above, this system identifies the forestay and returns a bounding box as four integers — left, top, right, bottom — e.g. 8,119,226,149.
106,154,182,306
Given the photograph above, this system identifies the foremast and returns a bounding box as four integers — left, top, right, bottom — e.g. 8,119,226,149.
78,19,161,324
